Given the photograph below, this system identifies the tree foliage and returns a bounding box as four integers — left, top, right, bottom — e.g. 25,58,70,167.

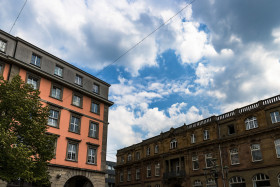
0,75,55,185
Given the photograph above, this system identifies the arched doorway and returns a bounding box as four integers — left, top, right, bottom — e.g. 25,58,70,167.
64,176,93,187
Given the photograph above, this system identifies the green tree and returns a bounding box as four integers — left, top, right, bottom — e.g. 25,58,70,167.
0,75,55,186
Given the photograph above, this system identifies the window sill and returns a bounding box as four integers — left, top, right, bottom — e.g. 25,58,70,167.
49,96,63,101
71,103,83,109
75,83,83,87
65,159,78,163
231,163,240,166
47,124,59,129
88,136,99,140
68,130,80,135
30,63,41,68
86,162,97,166
90,111,100,115
252,160,263,163
54,74,63,78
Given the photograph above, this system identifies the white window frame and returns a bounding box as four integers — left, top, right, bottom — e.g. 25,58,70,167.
70,116,80,133
229,148,240,165
251,144,262,162
206,178,216,187
127,169,131,181
155,162,160,176
51,86,62,100
191,133,196,143
252,173,270,187
72,95,82,107
155,145,159,154
204,130,210,140
31,54,41,67
89,122,98,138
229,176,245,186
48,109,59,127
93,83,99,94
275,139,280,158
270,111,280,124
146,147,150,156
0,39,7,53
27,76,38,89
170,139,177,149
136,168,140,180
193,180,202,187
75,74,83,86
146,165,151,178
67,142,78,161
87,147,96,164
127,153,132,161
245,116,258,130
205,153,213,168
54,65,63,77
192,155,199,170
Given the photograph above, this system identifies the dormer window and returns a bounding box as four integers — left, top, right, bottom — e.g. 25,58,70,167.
31,54,41,67
245,117,258,130
170,139,177,149
75,74,83,86
146,147,150,156
0,39,7,53
203,130,210,140
191,134,196,143
154,145,159,154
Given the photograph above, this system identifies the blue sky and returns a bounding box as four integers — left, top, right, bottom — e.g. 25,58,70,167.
1,0,280,161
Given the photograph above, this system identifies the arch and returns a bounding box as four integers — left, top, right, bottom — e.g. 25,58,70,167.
64,175,93,187
229,176,246,187
252,173,270,187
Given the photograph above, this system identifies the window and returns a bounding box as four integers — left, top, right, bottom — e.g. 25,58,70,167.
176,161,180,173
136,151,140,160
31,54,41,67
89,122,98,138
121,156,124,163
48,109,59,127
136,168,140,180
155,162,160,176
27,76,39,89
93,83,99,94
146,147,150,156
251,144,262,162
252,173,270,187
54,65,63,77
127,153,132,161
72,94,82,107
155,145,159,154
51,84,62,100
155,185,160,187
91,101,100,114
205,153,213,168
228,125,235,135
229,176,245,187
66,142,78,161
0,63,3,75
0,39,7,53
191,133,196,143
192,155,199,170
146,165,151,178
193,180,202,187
229,148,240,165
69,115,80,134
170,139,177,149
204,130,210,140
270,111,280,124
127,170,131,181
206,178,216,187
87,146,97,164
275,139,280,158
245,117,258,130
119,171,123,182
75,74,83,86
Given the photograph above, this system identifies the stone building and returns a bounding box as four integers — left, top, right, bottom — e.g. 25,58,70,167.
0,30,113,187
115,95,280,187
105,161,116,187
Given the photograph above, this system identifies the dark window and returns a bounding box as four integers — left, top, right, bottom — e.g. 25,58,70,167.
75,74,83,86
66,142,78,161
93,83,99,94
51,84,63,100
48,109,59,127
72,93,83,107
91,101,100,114
87,146,97,164
228,125,235,135
27,75,39,89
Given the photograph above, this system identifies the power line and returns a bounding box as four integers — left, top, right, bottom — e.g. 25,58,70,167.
9,0,28,34
95,0,196,76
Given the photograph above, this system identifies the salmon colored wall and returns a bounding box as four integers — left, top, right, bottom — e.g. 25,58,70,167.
2,63,10,80
18,69,104,171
